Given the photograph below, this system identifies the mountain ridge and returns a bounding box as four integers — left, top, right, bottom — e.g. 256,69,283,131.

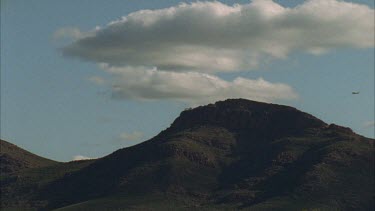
1,99,374,210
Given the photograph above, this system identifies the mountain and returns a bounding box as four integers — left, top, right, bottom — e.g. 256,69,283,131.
0,140,94,210
0,139,58,174
1,99,374,210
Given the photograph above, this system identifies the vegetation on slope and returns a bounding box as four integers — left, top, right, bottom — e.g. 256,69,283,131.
1,99,374,210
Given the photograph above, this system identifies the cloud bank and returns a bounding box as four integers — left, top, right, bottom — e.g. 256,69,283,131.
103,65,297,104
62,0,374,72
59,0,374,104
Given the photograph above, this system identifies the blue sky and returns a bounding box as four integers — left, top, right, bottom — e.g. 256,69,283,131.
1,0,374,161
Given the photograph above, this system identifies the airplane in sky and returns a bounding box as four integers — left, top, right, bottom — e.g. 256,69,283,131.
352,91,360,94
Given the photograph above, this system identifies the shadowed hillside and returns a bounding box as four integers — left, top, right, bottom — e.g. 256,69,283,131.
0,139,58,174
1,99,374,210
0,140,94,210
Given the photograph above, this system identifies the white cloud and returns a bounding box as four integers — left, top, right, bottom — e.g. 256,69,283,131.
72,155,91,161
119,131,144,141
57,0,373,105
103,65,297,104
61,0,374,73
53,27,85,40
363,121,375,128
88,76,106,85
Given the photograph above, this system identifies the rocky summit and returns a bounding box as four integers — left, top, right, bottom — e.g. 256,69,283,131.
1,99,374,210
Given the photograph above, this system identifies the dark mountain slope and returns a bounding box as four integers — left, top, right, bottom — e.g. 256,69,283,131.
1,99,374,211
0,141,94,210
0,139,58,174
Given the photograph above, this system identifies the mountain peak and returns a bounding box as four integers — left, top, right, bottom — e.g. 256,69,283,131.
2,100,373,210
169,99,326,137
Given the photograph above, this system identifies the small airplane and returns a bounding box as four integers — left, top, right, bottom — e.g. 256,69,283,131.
352,91,360,94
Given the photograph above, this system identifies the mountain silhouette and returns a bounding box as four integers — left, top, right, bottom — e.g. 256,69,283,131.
1,99,374,210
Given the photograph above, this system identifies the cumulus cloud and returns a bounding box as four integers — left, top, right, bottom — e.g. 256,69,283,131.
119,131,144,141
61,0,374,72
72,155,91,161
57,0,373,104
102,64,297,104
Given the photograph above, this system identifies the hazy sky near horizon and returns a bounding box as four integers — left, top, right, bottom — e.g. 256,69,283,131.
1,0,374,161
